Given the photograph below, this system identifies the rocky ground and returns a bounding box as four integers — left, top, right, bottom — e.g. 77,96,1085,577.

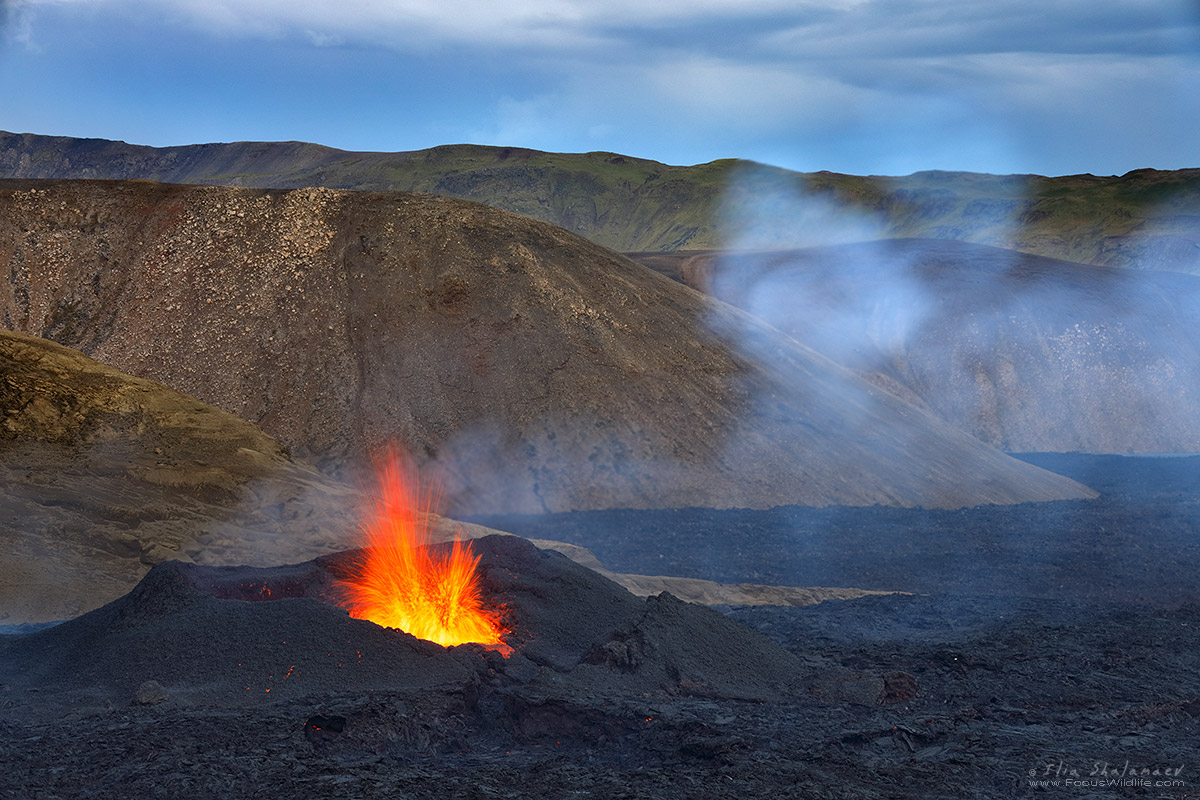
3,455,1200,798
3,592,1197,798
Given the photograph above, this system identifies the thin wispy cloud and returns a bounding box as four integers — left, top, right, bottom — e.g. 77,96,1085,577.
13,0,807,50
20,0,1189,56
764,1,1197,59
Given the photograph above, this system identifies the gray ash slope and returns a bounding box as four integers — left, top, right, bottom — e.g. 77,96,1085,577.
633,238,1200,454
0,328,904,628
0,179,1093,513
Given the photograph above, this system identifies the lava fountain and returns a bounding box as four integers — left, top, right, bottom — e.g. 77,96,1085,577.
336,455,508,651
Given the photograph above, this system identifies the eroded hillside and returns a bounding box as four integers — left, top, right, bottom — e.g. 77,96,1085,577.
0,179,1094,515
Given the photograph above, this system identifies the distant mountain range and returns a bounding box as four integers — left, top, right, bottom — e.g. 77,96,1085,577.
3,131,1198,272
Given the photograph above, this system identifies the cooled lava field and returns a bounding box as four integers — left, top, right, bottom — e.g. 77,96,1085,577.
3,454,1200,799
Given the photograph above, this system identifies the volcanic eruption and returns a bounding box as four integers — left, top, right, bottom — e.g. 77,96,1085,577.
334,454,509,651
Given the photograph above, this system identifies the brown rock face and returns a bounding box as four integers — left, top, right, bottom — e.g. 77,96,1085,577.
0,180,1094,515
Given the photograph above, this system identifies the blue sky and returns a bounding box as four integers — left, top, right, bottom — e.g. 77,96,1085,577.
1,0,1197,176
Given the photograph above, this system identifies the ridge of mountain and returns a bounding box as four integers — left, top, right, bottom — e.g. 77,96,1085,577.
2,131,1197,271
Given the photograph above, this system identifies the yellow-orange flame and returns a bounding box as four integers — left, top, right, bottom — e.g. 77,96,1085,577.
337,455,508,651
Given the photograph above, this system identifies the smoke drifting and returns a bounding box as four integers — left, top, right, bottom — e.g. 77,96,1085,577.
1,180,1089,517
706,164,1200,455
683,162,1200,601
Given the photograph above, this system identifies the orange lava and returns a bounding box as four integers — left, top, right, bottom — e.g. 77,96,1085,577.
336,455,508,651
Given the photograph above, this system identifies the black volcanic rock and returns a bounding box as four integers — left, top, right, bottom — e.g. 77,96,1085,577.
0,558,474,713
0,180,1093,514
0,536,807,713
635,238,1200,453
468,534,646,669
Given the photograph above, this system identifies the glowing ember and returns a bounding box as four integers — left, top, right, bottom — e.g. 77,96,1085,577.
336,455,508,651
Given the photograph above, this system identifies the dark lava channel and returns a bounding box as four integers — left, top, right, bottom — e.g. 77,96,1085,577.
469,454,1200,607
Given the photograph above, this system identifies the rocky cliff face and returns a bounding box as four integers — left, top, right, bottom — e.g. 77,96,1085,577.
633,239,1200,453
0,180,1094,515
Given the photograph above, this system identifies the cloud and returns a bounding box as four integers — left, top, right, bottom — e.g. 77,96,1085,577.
763,0,1200,60
6,0,1196,175
116,0,849,40
469,94,564,148
15,0,1198,78
458,53,883,162
304,29,344,47
66,1,1197,120
16,0,1153,56
19,0,793,51
2,0,43,46
643,56,879,133
455,24,1194,173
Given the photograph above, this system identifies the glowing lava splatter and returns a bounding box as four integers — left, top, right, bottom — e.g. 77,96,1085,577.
336,455,508,651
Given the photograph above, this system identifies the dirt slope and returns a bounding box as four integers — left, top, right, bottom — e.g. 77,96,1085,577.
633,239,1200,452
0,180,1097,515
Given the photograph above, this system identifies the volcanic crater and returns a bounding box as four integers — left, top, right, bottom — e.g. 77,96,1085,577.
2,535,807,709
0,535,823,774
